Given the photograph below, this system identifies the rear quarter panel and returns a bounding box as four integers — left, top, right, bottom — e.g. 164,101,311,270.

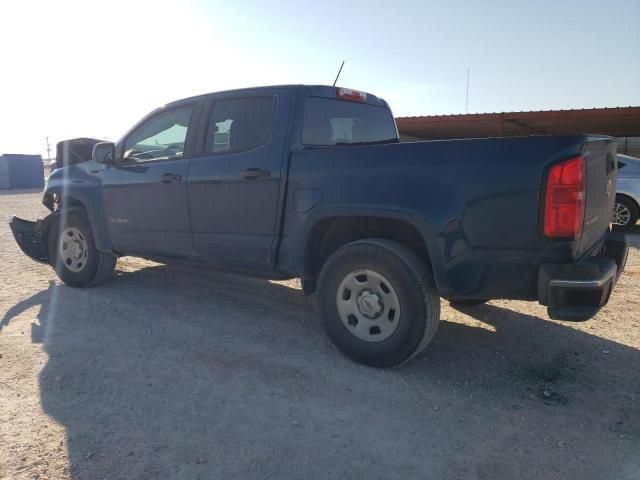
280,134,598,300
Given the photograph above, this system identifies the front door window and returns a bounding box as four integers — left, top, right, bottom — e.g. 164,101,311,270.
123,106,193,163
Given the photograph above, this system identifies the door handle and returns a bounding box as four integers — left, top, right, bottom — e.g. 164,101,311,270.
240,168,271,180
160,173,182,183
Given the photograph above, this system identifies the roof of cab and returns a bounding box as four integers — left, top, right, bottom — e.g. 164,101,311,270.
164,84,389,109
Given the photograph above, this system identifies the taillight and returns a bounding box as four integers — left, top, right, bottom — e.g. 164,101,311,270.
543,155,585,238
336,87,367,102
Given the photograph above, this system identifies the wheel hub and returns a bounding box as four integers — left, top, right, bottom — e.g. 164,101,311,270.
70,240,83,258
336,269,401,342
356,290,384,318
58,227,88,273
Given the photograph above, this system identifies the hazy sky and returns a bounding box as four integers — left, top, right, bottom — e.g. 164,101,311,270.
1,0,638,157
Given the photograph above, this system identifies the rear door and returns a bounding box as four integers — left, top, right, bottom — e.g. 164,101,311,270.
186,89,292,266
101,103,199,256
579,137,618,254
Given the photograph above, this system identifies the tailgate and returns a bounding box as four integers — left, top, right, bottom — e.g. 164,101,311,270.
578,137,618,256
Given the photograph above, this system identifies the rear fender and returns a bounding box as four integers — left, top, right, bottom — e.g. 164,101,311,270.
299,205,451,296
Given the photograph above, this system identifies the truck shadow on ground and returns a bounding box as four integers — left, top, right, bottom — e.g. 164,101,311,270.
627,224,640,247
3,260,640,479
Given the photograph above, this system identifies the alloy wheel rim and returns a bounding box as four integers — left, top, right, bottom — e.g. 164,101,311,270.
336,269,400,342
612,203,631,226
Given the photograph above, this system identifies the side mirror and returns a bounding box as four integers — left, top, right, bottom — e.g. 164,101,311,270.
92,142,116,165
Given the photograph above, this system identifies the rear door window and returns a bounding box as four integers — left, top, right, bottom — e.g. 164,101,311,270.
205,96,276,154
302,98,398,146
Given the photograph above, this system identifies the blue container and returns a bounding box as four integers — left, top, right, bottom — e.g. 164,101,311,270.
0,154,44,189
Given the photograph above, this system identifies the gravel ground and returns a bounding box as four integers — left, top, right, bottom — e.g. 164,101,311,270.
1,190,639,480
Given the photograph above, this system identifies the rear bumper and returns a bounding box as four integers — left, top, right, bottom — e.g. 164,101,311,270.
9,216,50,264
538,231,628,321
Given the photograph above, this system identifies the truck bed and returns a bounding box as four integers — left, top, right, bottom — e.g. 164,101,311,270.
280,134,618,300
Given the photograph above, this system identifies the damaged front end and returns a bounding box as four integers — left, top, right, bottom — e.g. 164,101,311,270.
10,136,101,265
9,215,55,264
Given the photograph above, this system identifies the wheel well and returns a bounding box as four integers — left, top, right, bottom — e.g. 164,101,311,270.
43,192,87,212
42,198,90,240
616,193,640,213
304,216,432,293
61,196,86,210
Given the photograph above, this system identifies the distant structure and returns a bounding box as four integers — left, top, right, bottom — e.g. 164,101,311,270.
396,106,640,157
0,154,45,189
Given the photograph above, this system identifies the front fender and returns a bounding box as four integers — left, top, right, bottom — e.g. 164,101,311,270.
9,206,107,264
44,166,112,252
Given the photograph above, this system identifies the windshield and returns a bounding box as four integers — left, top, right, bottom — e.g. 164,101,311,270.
302,97,398,146
618,154,640,175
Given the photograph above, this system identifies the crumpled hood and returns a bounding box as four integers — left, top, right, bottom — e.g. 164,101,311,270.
55,137,103,169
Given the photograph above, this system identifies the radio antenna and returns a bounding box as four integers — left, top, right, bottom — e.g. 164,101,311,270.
332,61,345,87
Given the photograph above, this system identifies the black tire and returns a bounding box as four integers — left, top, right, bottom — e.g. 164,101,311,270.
48,210,117,287
612,195,639,231
449,298,489,306
317,239,440,368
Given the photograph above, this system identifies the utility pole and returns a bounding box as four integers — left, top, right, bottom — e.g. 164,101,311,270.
45,136,51,162
465,67,470,114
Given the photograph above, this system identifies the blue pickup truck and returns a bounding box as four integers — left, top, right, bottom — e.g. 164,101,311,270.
10,85,628,367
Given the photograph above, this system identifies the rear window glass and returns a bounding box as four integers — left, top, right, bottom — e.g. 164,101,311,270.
206,96,276,154
302,98,397,146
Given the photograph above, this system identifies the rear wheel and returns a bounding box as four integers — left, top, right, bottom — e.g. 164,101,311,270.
48,210,117,287
317,239,440,367
612,195,639,231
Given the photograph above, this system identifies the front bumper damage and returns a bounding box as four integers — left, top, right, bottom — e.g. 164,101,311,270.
9,215,53,264
538,231,629,321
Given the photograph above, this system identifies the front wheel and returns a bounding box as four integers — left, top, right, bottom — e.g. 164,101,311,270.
317,239,440,367
48,210,117,287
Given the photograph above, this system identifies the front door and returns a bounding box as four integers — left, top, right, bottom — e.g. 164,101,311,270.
187,91,291,266
102,104,196,256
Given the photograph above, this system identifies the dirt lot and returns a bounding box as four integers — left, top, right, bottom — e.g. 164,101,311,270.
0,190,639,480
